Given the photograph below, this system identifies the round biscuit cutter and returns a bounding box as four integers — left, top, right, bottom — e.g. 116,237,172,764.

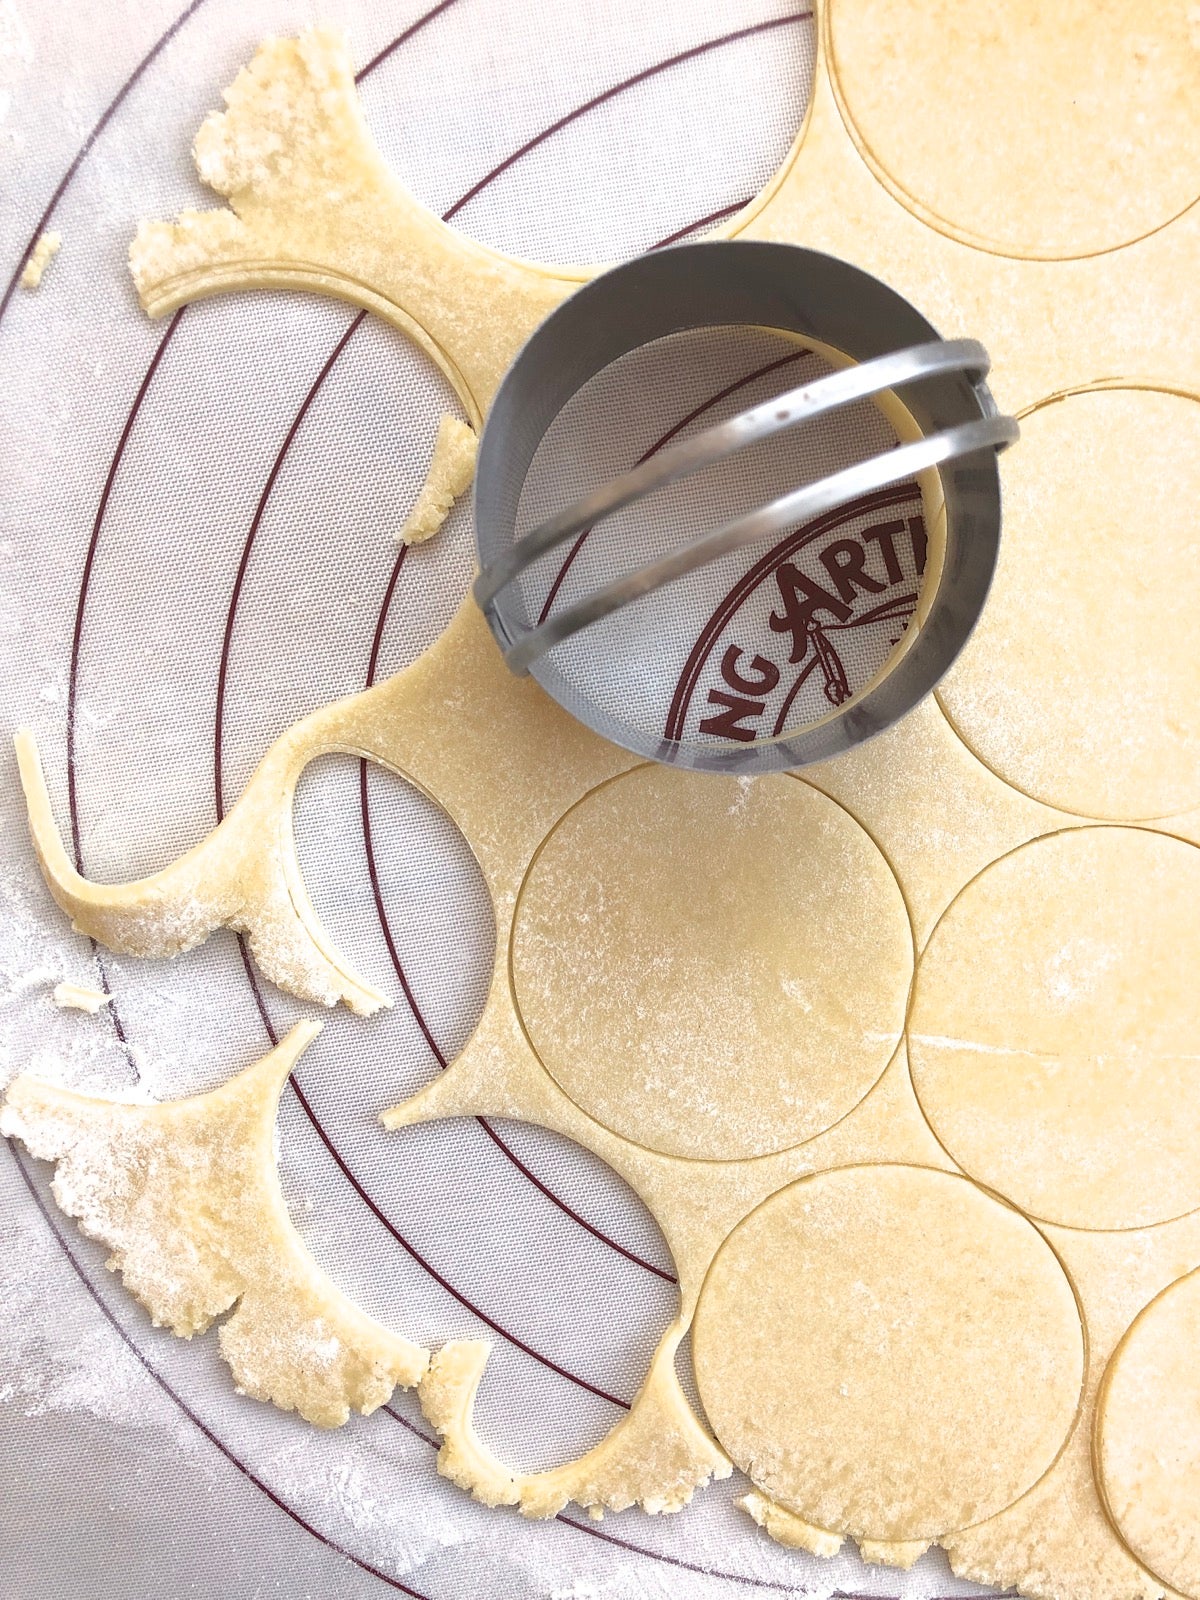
474,241,1017,773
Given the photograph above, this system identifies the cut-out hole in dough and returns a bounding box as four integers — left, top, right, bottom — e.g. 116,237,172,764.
1096,1268,1200,1599
294,755,495,1074
692,1164,1084,1543
937,385,1200,820
427,1120,679,1476
512,764,913,1160
828,0,1200,259
909,826,1200,1230
359,2,815,264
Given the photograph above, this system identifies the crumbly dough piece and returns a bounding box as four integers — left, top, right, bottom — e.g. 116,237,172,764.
692,1166,1084,1543
1095,1269,1200,1599
937,388,1200,821
827,0,1200,259
128,29,573,423
909,827,1200,1230
20,231,61,289
420,1331,729,1520
0,1022,428,1425
511,766,912,1160
399,415,477,544
737,1492,844,1558
51,980,110,1013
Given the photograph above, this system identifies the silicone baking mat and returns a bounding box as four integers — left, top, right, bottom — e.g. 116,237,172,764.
0,3,987,1596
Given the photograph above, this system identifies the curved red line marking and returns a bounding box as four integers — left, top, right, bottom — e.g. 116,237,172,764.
10,1145,432,1600
536,348,812,627
0,0,210,327
649,196,752,250
355,0,462,82
213,310,367,815
63,307,187,1066
442,13,811,221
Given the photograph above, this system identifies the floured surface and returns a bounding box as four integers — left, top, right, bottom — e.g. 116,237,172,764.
936,387,1200,821
1096,1268,1200,1598
512,766,912,1160
1,1023,429,1425
827,0,1200,259
4,1,1200,1597
909,827,1200,1230
692,1166,1084,1544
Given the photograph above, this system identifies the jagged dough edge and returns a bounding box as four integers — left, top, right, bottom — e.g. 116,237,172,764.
13,725,388,1016
128,28,371,301
0,1021,427,1426
420,1334,730,1519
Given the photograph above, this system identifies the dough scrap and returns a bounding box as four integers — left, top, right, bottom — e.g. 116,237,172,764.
0,1022,428,1426
692,1165,1084,1543
128,28,573,422
737,1493,844,1558
512,766,912,1160
937,387,1200,821
20,230,61,289
51,980,110,1013
909,827,1200,1230
1095,1268,1200,1599
827,0,1200,259
399,415,477,544
419,1330,729,1519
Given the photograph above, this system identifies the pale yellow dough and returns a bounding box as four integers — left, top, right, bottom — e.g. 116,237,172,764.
693,1165,1084,1543
827,0,1200,260
909,827,1200,1230
1096,1268,1200,1599
20,230,61,289
0,1023,428,1426
7,12,1200,1592
51,980,110,1013
937,388,1200,821
399,414,477,544
512,765,912,1160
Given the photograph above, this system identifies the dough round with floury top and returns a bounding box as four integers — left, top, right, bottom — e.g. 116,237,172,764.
511,766,912,1160
909,826,1200,1229
828,0,1200,258
692,1164,1083,1542
937,387,1200,820
1096,1268,1200,1599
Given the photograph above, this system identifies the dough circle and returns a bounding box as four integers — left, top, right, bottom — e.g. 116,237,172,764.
827,0,1200,259
909,827,1200,1230
937,387,1200,820
511,767,912,1160
692,1165,1084,1542
1095,1269,1200,1599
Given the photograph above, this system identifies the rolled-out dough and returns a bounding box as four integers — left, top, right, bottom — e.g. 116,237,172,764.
909,827,1200,1230
511,765,912,1160
692,1164,1084,1543
936,386,1200,821
827,0,1200,259
1095,1268,1200,1599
